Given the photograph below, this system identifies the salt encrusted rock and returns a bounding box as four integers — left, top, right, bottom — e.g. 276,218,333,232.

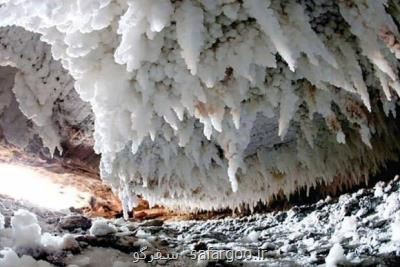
89,219,117,237
0,0,400,212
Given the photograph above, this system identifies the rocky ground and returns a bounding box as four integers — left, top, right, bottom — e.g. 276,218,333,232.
2,176,400,266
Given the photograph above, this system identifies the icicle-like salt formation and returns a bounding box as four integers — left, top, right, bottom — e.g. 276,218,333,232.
0,0,400,211
0,27,92,155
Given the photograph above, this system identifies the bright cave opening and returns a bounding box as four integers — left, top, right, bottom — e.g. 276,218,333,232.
0,147,123,218
0,162,92,211
0,62,122,218
0,163,91,210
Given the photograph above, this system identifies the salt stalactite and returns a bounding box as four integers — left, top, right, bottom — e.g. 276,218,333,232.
0,27,74,155
0,0,400,212
0,27,92,155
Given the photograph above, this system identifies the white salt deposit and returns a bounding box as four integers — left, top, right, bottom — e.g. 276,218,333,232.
10,209,42,248
0,248,54,267
0,209,75,267
0,211,4,230
0,0,399,212
89,219,117,237
391,214,400,242
325,243,346,267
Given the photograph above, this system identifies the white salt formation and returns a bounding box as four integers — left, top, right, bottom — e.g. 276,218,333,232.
0,27,93,154
89,219,117,237
326,243,346,267
0,0,400,212
0,209,78,267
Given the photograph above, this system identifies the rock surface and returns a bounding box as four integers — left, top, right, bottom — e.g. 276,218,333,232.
58,215,92,232
2,176,400,266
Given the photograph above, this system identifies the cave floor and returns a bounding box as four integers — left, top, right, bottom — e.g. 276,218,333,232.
2,177,400,266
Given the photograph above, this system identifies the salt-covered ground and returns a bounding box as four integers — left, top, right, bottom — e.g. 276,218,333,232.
2,176,400,267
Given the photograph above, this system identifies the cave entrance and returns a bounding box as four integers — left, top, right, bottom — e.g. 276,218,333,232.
0,140,123,218
0,47,123,218
0,162,92,211
0,156,123,218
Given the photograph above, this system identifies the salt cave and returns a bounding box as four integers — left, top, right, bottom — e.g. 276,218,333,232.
1,0,400,266
0,0,400,213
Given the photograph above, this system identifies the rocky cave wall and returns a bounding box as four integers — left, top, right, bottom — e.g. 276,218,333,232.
0,0,400,214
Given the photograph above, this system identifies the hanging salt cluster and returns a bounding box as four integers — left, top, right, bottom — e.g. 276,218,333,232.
0,27,78,155
0,0,399,212
0,26,93,155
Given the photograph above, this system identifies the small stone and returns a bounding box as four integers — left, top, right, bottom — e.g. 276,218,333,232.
279,244,297,253
141,219,164,227
58,215,92,231
260,242,277,251
159,239,169,246
193,242,208,251
275,213,287,223
4,216,11,228
370,219,389,229
343,199,359,216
